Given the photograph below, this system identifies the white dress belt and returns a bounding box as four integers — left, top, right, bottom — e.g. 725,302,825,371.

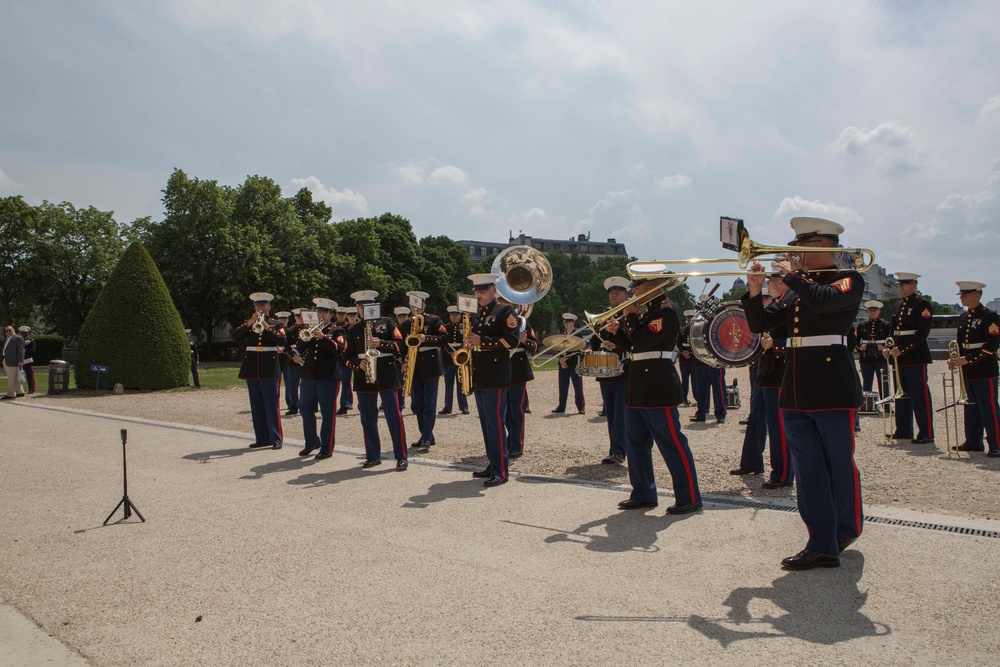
509,349,527,357
357,353,393,359
965,342,985,349
247,346,279,353
866,339,886,345
894,330,917,336
788,335,847,349
630,350,678,362
24,357,33,364
417,346,438,352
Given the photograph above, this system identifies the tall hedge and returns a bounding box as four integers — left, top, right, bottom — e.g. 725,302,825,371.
75,241,189,390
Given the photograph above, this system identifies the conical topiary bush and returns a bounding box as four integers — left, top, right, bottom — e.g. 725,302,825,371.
75,241,190,390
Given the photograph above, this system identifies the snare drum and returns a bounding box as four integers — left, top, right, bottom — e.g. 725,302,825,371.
577,350,623,378
859,391,879,414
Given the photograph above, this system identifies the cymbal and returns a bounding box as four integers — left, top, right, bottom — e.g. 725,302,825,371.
542,335,585,352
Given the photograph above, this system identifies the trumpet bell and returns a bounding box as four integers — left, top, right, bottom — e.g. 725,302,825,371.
492,245,553,305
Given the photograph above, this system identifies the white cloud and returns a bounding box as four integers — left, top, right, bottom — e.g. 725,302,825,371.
979,94,1000,123
827,121,919,175
631,163,644,175
576,190,651,248
656,174,692,190
286,176,369,219
463,187,493,217
904,164,1000,257
429,165,469,186
773,196,865,231
396,163,426,184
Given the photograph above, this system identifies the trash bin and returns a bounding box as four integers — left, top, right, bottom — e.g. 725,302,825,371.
48,360,70,395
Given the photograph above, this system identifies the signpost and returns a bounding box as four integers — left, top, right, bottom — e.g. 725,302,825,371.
90,364,109,390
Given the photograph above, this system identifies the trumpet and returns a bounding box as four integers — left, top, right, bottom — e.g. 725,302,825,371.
402,312,425,397
298,322,325,342
250,311,268,334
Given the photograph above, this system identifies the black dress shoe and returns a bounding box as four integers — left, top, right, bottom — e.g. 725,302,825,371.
618,498,658,510
781,549,840,570
411,439,429,449
762,480,793,489
597,410,606,417
989,450,1000,458
299,446,318,456
396,459,408,470
551,408,565,413
335,407,348,415
738,419,749,426
956,442,984,452
0,396,14,400
284,409,298,416
689,416,706,423
602,454,625,465
523,408,530,414
461,409,470,414
362,459,382,469
890,432,911,440
911,438,934,445
716,418,725,424
271,442,283,450
438,409,452,415
471,468,490,478
483,475,508,487
729,466,763,476
248,441,270,448
508,450,523,459
578,409,586,415
16,393,25,398
314,452,333,460
837,537,857,553
666,501,703,515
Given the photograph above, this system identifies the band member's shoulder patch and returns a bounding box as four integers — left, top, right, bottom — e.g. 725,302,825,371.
648,318,663,333
506,313,518,329
989,322,1000,336
438,324,446,333
393,327,402,339
921,309,932,319
832,277,852,293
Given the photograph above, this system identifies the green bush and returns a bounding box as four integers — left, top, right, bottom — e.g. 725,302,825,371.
30,335,65,365
75,241,190,390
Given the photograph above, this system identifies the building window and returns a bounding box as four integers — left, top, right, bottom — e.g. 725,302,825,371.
480,247,487,256
580,245,589,252
595,245,604,253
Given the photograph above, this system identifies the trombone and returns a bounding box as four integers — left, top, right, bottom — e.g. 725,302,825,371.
874,337,907,407
625,227,876,280
938,340,974,457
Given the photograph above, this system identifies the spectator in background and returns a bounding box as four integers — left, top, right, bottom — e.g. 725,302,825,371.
18,326,36,394
185,329,201,388
2,325,25,400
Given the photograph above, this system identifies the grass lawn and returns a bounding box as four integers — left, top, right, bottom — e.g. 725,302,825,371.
1,362,244,395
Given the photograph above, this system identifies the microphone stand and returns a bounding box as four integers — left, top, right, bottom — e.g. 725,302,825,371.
103,429,146,525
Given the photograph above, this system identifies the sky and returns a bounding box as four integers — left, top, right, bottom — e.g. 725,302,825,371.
2,0,999,304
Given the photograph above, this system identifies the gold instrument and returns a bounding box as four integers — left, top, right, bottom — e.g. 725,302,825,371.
624,226,876,280
879,368,894,442
250,311,268,334
402,312,425,397
363,319,379,384
874,337,907,407
298,322,324,342
939,340,974,457
490,245,553,370
453,312,474,396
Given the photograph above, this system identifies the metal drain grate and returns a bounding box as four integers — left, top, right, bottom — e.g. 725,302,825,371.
704,494,1000,539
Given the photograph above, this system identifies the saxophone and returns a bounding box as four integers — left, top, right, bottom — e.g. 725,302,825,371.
452,312,474,396
402,313,424,397
363,319,379,384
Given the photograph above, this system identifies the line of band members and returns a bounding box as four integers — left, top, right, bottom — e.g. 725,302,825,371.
228,276,1000,489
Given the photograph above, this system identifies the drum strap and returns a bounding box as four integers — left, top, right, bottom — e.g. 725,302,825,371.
630,350,678,362
787,335,846,349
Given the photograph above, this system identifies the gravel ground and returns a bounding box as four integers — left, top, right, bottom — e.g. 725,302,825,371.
28,359,999,521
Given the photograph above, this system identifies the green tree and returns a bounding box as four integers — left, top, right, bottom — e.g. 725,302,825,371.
417,235,474,314
142,169,241,350
33,202,127,339
75,241,189,390
0,195,39,325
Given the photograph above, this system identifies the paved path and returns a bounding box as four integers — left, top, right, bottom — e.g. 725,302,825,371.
1,401,998,665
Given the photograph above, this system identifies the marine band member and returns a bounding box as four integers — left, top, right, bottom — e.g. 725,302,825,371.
743,217,864,571
616,276,702,515
337,307,356,414
883,272,934,444
233,292,286,450
402,291,447,450
345,291,408,470
298,299,346,460
855,300,891,402
590,277,631,465
276,310,300,415
552,313,585,414
466,273,519,487
440,306,471,415
949,281,1000,457
499,296,538,460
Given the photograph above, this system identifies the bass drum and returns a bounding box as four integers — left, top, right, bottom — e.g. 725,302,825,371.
689,301,762,368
